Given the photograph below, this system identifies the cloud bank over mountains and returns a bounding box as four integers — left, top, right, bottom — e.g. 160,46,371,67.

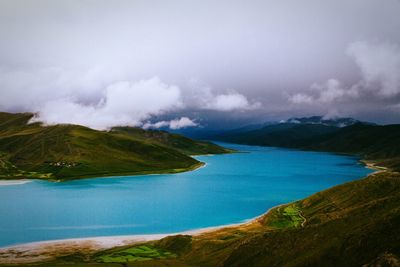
0,72,257,130
0,0,400,127
28,77,182,130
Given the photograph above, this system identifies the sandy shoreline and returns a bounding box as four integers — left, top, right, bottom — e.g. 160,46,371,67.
0,216,254,250
0,211,267,264
0,179,32,186
361,160,388,174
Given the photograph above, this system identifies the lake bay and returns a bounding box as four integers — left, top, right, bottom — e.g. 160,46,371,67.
0,143,372,247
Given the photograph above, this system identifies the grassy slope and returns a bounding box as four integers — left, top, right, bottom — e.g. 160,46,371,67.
305,124,400,170
10,171,399,267
223,171,400,267
215,123,400,171
0,112,230,180
214,123,340,147
111,126,230,156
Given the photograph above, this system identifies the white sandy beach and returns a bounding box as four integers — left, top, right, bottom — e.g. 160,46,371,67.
0,179,32,186
0,214,260,264
0,217,253,250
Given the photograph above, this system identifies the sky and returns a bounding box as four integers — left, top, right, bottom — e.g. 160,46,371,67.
0,0,400,130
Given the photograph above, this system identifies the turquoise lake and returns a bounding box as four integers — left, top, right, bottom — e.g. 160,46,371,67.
0,143,373,247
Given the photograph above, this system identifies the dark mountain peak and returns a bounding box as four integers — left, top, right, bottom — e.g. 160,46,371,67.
282,116,367,128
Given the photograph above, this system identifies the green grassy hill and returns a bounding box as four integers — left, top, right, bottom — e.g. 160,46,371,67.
215,123,339,147
305,123,400,169
222,171,400,267
215,122,400,171
0,112,230,180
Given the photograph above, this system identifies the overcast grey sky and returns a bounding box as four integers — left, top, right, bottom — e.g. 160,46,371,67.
0,0,400,129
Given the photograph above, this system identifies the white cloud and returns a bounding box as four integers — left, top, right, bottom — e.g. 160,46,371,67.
322,109,344,120
184,83,261,112
347,41,400,97
29,77,183,130
1,1,400,123
288,93,313,104
312,79,345,103
169,117,198,129
143,117,198,130
0,67,112,112
289,41,400,106
312,79,358,103
204,92,260,111
289,79,358,105
0,66,259,129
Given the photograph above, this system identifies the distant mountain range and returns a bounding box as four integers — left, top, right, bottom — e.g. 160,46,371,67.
281,116,372,127
212,116,400,171
171,116,371,139
212,116,369,142
0,112,231,180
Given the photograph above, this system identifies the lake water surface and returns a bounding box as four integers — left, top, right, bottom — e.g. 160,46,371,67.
0,143,372,247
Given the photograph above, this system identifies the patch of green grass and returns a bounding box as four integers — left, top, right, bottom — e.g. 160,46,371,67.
265,204,305,229
95,245,176,263
0,152,53,179
222,172,400,267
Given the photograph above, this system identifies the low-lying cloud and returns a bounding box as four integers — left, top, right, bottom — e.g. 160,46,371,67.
29,77,182,130
143,117,198,130
0,68,259,130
